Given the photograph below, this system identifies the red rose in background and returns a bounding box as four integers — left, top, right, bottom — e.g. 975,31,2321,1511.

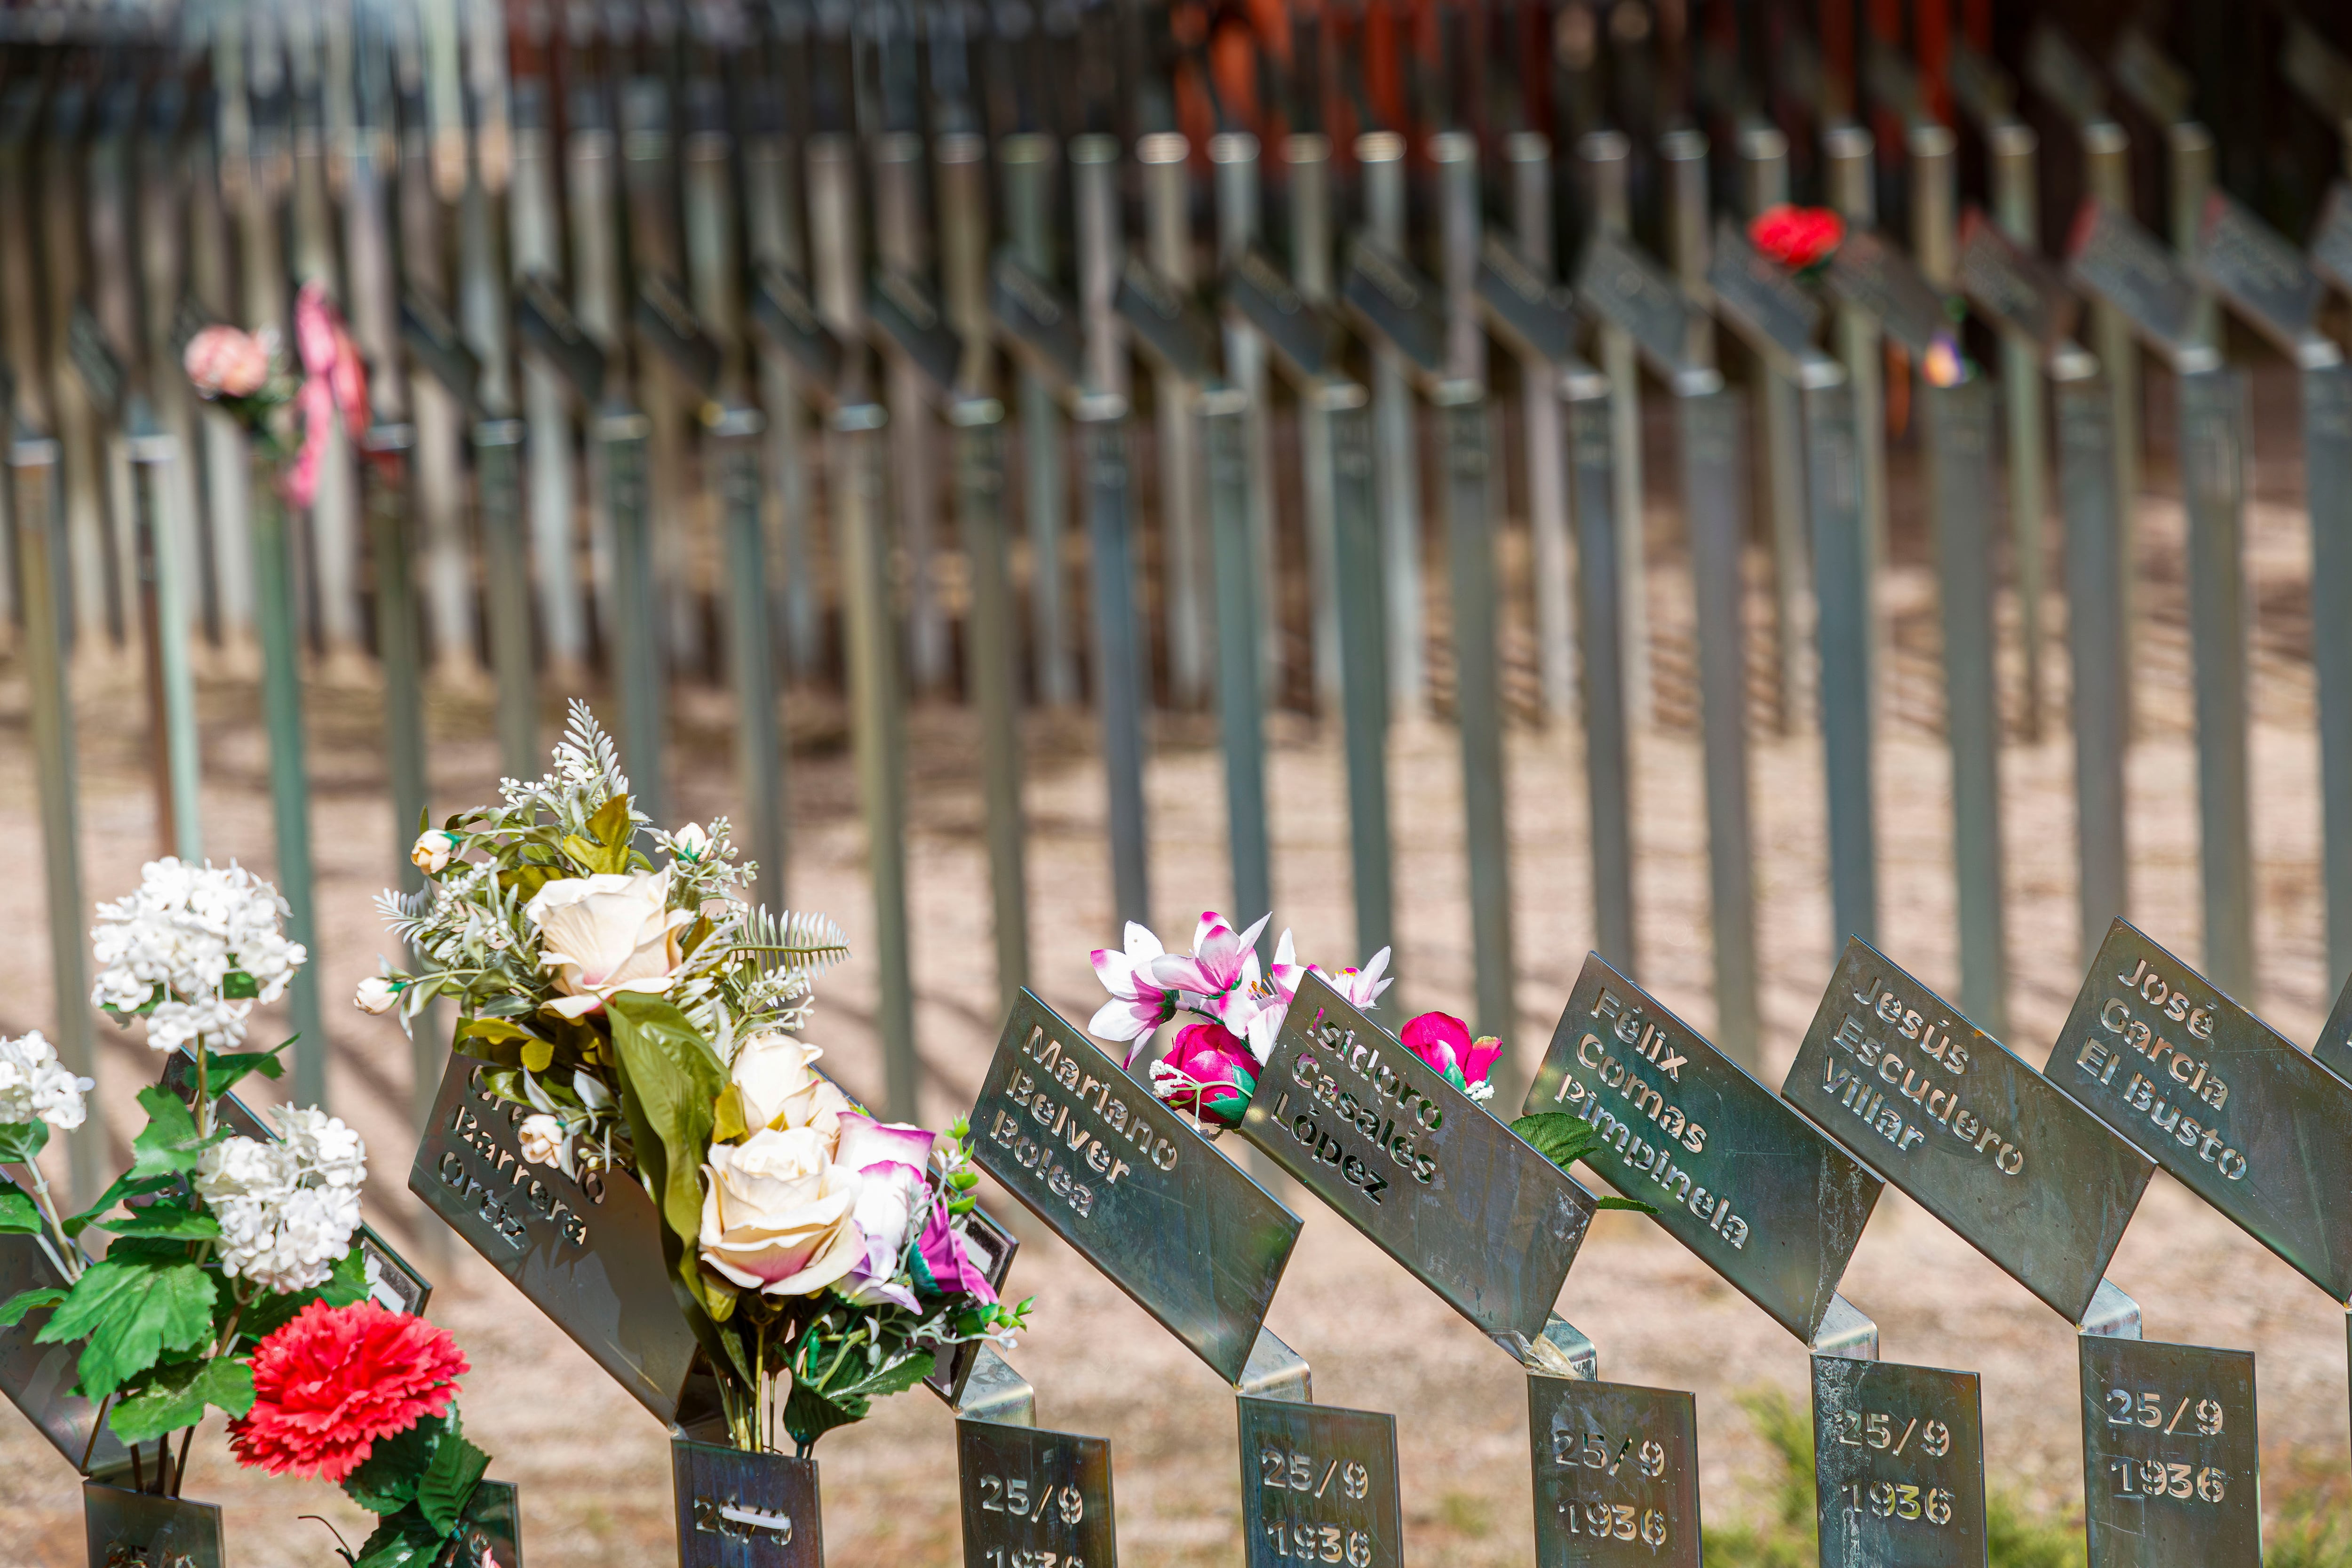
1749,204,1845,271
230,1299,468,1481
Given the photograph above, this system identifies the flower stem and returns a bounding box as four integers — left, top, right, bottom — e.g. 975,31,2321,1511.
19,1156,81,1284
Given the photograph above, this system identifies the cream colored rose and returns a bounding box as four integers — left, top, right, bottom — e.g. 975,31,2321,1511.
697,1128,868,1296
525,871,697,1019
731,1031,855,1146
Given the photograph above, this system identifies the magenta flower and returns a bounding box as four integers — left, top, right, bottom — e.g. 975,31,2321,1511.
834,1113,938,1311
1146,1022,1260,1128
1148,910,1271,1003
1313,946,1394,1011
1089,922,1177,1044
910,1196,997,1303
1237,930,1306,1060
1401,1011,1504,1101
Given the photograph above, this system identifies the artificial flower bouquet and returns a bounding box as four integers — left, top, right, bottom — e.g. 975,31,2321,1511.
365,704,1026,1456
182,280,369,509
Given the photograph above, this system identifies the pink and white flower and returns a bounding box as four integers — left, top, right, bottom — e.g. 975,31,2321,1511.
1238,930,1306,1061
833,1114,938,1310
1089,922,1178,1044
1312,947,1393,1011
1147,910,1271,1006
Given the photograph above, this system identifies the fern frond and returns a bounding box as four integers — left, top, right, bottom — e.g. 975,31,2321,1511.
734,907,852,980
562,699,629,797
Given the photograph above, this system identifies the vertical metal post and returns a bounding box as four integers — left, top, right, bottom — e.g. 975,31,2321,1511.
874,132,948,695
1001,135,1075,706
1825,127,1886,696
1681,388,1761,1066
955,400,1031,1018
250,457,327,1111
1738,125,1812,735
745,131,819,681
1081,397,1152,933
2055,356,2129,963
568,101,622,642
1072,135,1127,403
1509,131,1577,724
1567,374,1636,973
2307,361,2352,993
1805,374,1878,949
1212,132,1280,697
1329,390,1395,977
1359,131,1428,718
599,406,665,827
1991,125,2049,741
401,98,474,683
1208,391,1272,939
1581,132,1652,730
2178,369,2255,999
131,423,202,861
12,433,104,1200
2170,124,2219,356
1440,385,1519,1097
510,82,585,681
2084,124,2139,726
1140,132,1208,707
836,406,920,1122
713,407,787,919
476,419,535,780
1288,133,1343,715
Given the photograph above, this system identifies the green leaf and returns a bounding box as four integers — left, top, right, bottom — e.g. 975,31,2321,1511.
91,1204,221,1241
602,994,724,1294
1592,1195,1657,1212
711,1085,752,1143
35,1257,217,1401
1510,1112,1612,1169
781,1379,865,1450
196,1048,286,1097
347,1505,445,1568
832,1349,935,1402
342,1412,448,1515
414,1418,491,1536
0,1287,67,1328
0,1119,50,1164
61,1170,179,1239
127,1086,208,1178
108,1356,256,1442
221,971,262,1000
0,1188,42,1234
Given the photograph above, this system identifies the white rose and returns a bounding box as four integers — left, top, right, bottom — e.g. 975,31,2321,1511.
412,830,460,875
525,870,697,1019
731,1032,855,1146
517,1114,564,1167
670,823,710,862
353,976,401,1015
697,1128,867,1296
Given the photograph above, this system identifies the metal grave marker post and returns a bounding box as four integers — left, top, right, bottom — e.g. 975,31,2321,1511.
674,1439,820,1568
1732,127,1811,734
84,1483,224,1568
1357,132,1427,717
1823,127,1888,674
1812,1357,1987,1568
1578,132,1653,730
958,1395,1118,1568
1284,133,1342,715
1501,132,1577,724
1135,131,1208,705
0,1219,128,1480
1239,1396,1402,1568
1528,1377,1700,1566
2078,1338,2259,1568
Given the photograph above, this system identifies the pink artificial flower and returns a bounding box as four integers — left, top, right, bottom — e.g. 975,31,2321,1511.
1238,930,1306,1061
1090,921,1178,1045
1400,1011,1504,1100
1148,910,1271,1003
911,1196,997,1303
834,1113,938,1310
284,283,369,510
183,324,272,399
1313,947,1394,1011
1146,1021,1259,1128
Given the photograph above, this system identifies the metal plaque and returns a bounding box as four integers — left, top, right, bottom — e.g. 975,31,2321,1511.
84,1482,224,1568
1237,1395,1402,1568
2196,192,2326,357
1783,939,2154,1324
1948,45,2018,132
0,1227,126,1477
67,301,124,422
1526,955,1883,1344
2079,1337,2258,1568
462,1480,526,1568
971,993,1301,1385
515,271,606,404
1823,231,1953,358
928,1205,1021,1405
1706,220,1824,376
636,273,723,398
2111,28,2194,127
1574,230,1707,382
2285,19,2352,122
2067,202,2212,369
1528,1375,1700,1567
2026,23,2108,128
402,288,484,411
1862,37,1927,125
1115,259,1218,385
673,1439,822,1568
2318,964,2352,1075
1812,1357,1987,1568
751,262,848,390
1229,245,1342,382
1340,237,1444,376
868,266,967,395
1238,973,1592,1342
1958,208,2081,352
957,1420,1117,1568
991,251,1087,390
2052,920,2352,1302
1477,236,1578,366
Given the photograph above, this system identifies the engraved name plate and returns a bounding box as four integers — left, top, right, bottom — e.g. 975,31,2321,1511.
1526,955,1883,1344
1527,1375,1700,1566
84,1481,224,1568
1476,235,1579,366
2026,23,2108,128
1706,220,1825,377
673,1439,822,1568
2067,202,2211,368
752,261,848,389
635,273,724,398
869,265,967,394
1958,208,2081,352
1812,1357,1987,1568
1784,939,2155,1324
958,1420,1117,1568
516,271,607,403
1573,230,1707,382
2111,27,2193,127
2195,191,2327,357
1948,44,2018,133
1822,230,1953,357
971,992,1302,1385
1237,973,1593,1343
1230,245,1342,382
2078,1338,2258,1568
2051,920,2352,1302
1115,258,1218,384
991,251,1087,390
1237,1395,1403,1568
0,1226,126,1476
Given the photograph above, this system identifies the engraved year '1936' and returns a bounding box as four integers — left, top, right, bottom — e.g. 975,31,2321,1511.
982,1551,1087,1568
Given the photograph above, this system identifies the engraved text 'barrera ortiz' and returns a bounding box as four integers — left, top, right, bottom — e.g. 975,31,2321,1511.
432,1063,607,1250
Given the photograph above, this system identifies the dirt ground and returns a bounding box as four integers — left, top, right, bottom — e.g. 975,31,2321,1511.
3,366,2351,1564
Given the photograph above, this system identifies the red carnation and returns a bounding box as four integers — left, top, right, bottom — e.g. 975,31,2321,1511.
1749,204,1845,271
230,1300,468,1482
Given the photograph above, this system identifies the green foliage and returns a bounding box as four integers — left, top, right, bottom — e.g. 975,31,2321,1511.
603,993,725,1310
125,1086,211,1179
90,1203,220,1241
1510,1113,1658,1215
414,1419,493,1534
336,1411,495,1568
34,1255,216,1401
0,1286,66,1327
193,1046,286,1097
0,1119,50,1163
0,1188,43,1234
342,1415,453,1516
783,1348,935,1452
108,1356,256,1443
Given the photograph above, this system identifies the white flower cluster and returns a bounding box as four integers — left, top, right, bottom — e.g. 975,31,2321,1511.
194,1106,366,1294
89,860,308,1052
0,1032,92,1131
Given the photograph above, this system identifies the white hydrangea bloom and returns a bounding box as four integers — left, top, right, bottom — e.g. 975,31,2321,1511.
0,1032,92,1130
89,859,309,1051
195,1106,366,1295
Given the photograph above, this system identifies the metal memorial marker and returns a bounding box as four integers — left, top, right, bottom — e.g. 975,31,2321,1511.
84,1482,223,1568
1228,244,1342,383
1340,237,1446,381
1526,955,1882,1345
869,266,967,399
516,271,607,404
675,1439,820,1568
991,250,1088,392
2195,193,2329,361
1812,1357,1987,1568
1574,230,1714,391
752,262,849,391
1238,1396,1402,1568
1822,230,1953,358
1238,973,1595,1344
1958,211,2080,353
0,1227,127,1478
1706,220,1824,377
1785,939,2156,1325
2067,202,2218,373
959,1418,1117,1568
2053,921,2352,1301
2078,1338,2259,1568
971,993,1301,1385
1114,257,1216,386
1476,234,1577,367
1527,1377,1700,1566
